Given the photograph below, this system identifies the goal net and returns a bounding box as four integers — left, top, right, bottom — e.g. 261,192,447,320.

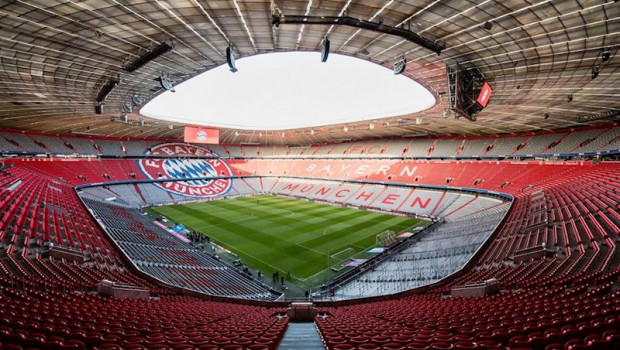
376,230,397,247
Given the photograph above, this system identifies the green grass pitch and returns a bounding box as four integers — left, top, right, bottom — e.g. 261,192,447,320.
150,194,428,287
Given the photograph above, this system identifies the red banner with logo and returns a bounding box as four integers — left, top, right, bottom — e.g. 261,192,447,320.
476,82,492,108
184,126,219,144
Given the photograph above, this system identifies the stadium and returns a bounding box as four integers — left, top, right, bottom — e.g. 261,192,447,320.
0,1,619,349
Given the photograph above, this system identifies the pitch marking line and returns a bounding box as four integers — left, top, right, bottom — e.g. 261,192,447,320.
294,242,326,256
210,241,319,282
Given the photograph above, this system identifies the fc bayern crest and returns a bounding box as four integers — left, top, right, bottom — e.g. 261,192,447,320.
196,130,207,141
138,143,233,198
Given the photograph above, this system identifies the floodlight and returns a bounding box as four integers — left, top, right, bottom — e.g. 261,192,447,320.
226,46,238,72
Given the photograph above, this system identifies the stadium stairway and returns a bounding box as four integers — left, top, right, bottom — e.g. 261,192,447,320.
277,322,325,350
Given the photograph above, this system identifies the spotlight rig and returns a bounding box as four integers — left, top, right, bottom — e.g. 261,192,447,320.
123,41,173,72
272,14,444,55
446,61,491,121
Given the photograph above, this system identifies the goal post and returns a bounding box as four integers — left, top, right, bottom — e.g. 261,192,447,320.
376,230,397,247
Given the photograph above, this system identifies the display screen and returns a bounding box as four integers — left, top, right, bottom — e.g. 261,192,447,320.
184,126,220,144
477,82,492,108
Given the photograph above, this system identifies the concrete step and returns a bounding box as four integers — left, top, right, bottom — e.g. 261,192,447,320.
277,322,324,350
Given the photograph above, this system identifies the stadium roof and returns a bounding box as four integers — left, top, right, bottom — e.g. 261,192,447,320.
0,0,618,145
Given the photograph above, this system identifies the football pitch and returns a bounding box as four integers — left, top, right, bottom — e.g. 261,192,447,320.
150,195,428,287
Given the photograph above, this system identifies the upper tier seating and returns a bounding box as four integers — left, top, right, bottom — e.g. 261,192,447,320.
546,128,611,154
1,132,48,153
93,139,124,155
124,140,150,156
16,160,147,186
61,136,101,155
431,139,462,156
1,124,618,157
587,126,620,152
29,135,74,154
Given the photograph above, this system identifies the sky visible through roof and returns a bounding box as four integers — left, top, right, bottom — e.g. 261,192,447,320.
140,52,435,130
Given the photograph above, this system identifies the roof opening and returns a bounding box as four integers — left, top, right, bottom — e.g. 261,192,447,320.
140,52,435,130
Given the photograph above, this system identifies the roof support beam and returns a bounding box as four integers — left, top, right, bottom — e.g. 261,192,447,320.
271,14,445,55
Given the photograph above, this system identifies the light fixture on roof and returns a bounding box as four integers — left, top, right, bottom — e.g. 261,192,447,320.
235,131,239,136
320,37,330,62
369,122,375,130
415,117,422,125
443,109,451,118
122,101,133,114
132,94,145,106
376,17,384,30
394,56,407,75
95,74,121,103
272,14,281,28
168,124,174,130
226,45,238,72
343,126,348,132
602,48,611,62
592,66,599,79
123,41,173,72
449,58,488,115
310,129,315,135
577,109,619,123
156,73,175,92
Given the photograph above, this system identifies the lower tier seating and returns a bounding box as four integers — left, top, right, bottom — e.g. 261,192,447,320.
331,205,509,299
0,282,288,350
317,272,619,350
83,199,279,300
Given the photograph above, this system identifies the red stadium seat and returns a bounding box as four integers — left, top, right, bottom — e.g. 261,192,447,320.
4,345,23,350
404,343,427,350
429,342,453,350
93,344,123,350
196,345,219,350
333,344,355,350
